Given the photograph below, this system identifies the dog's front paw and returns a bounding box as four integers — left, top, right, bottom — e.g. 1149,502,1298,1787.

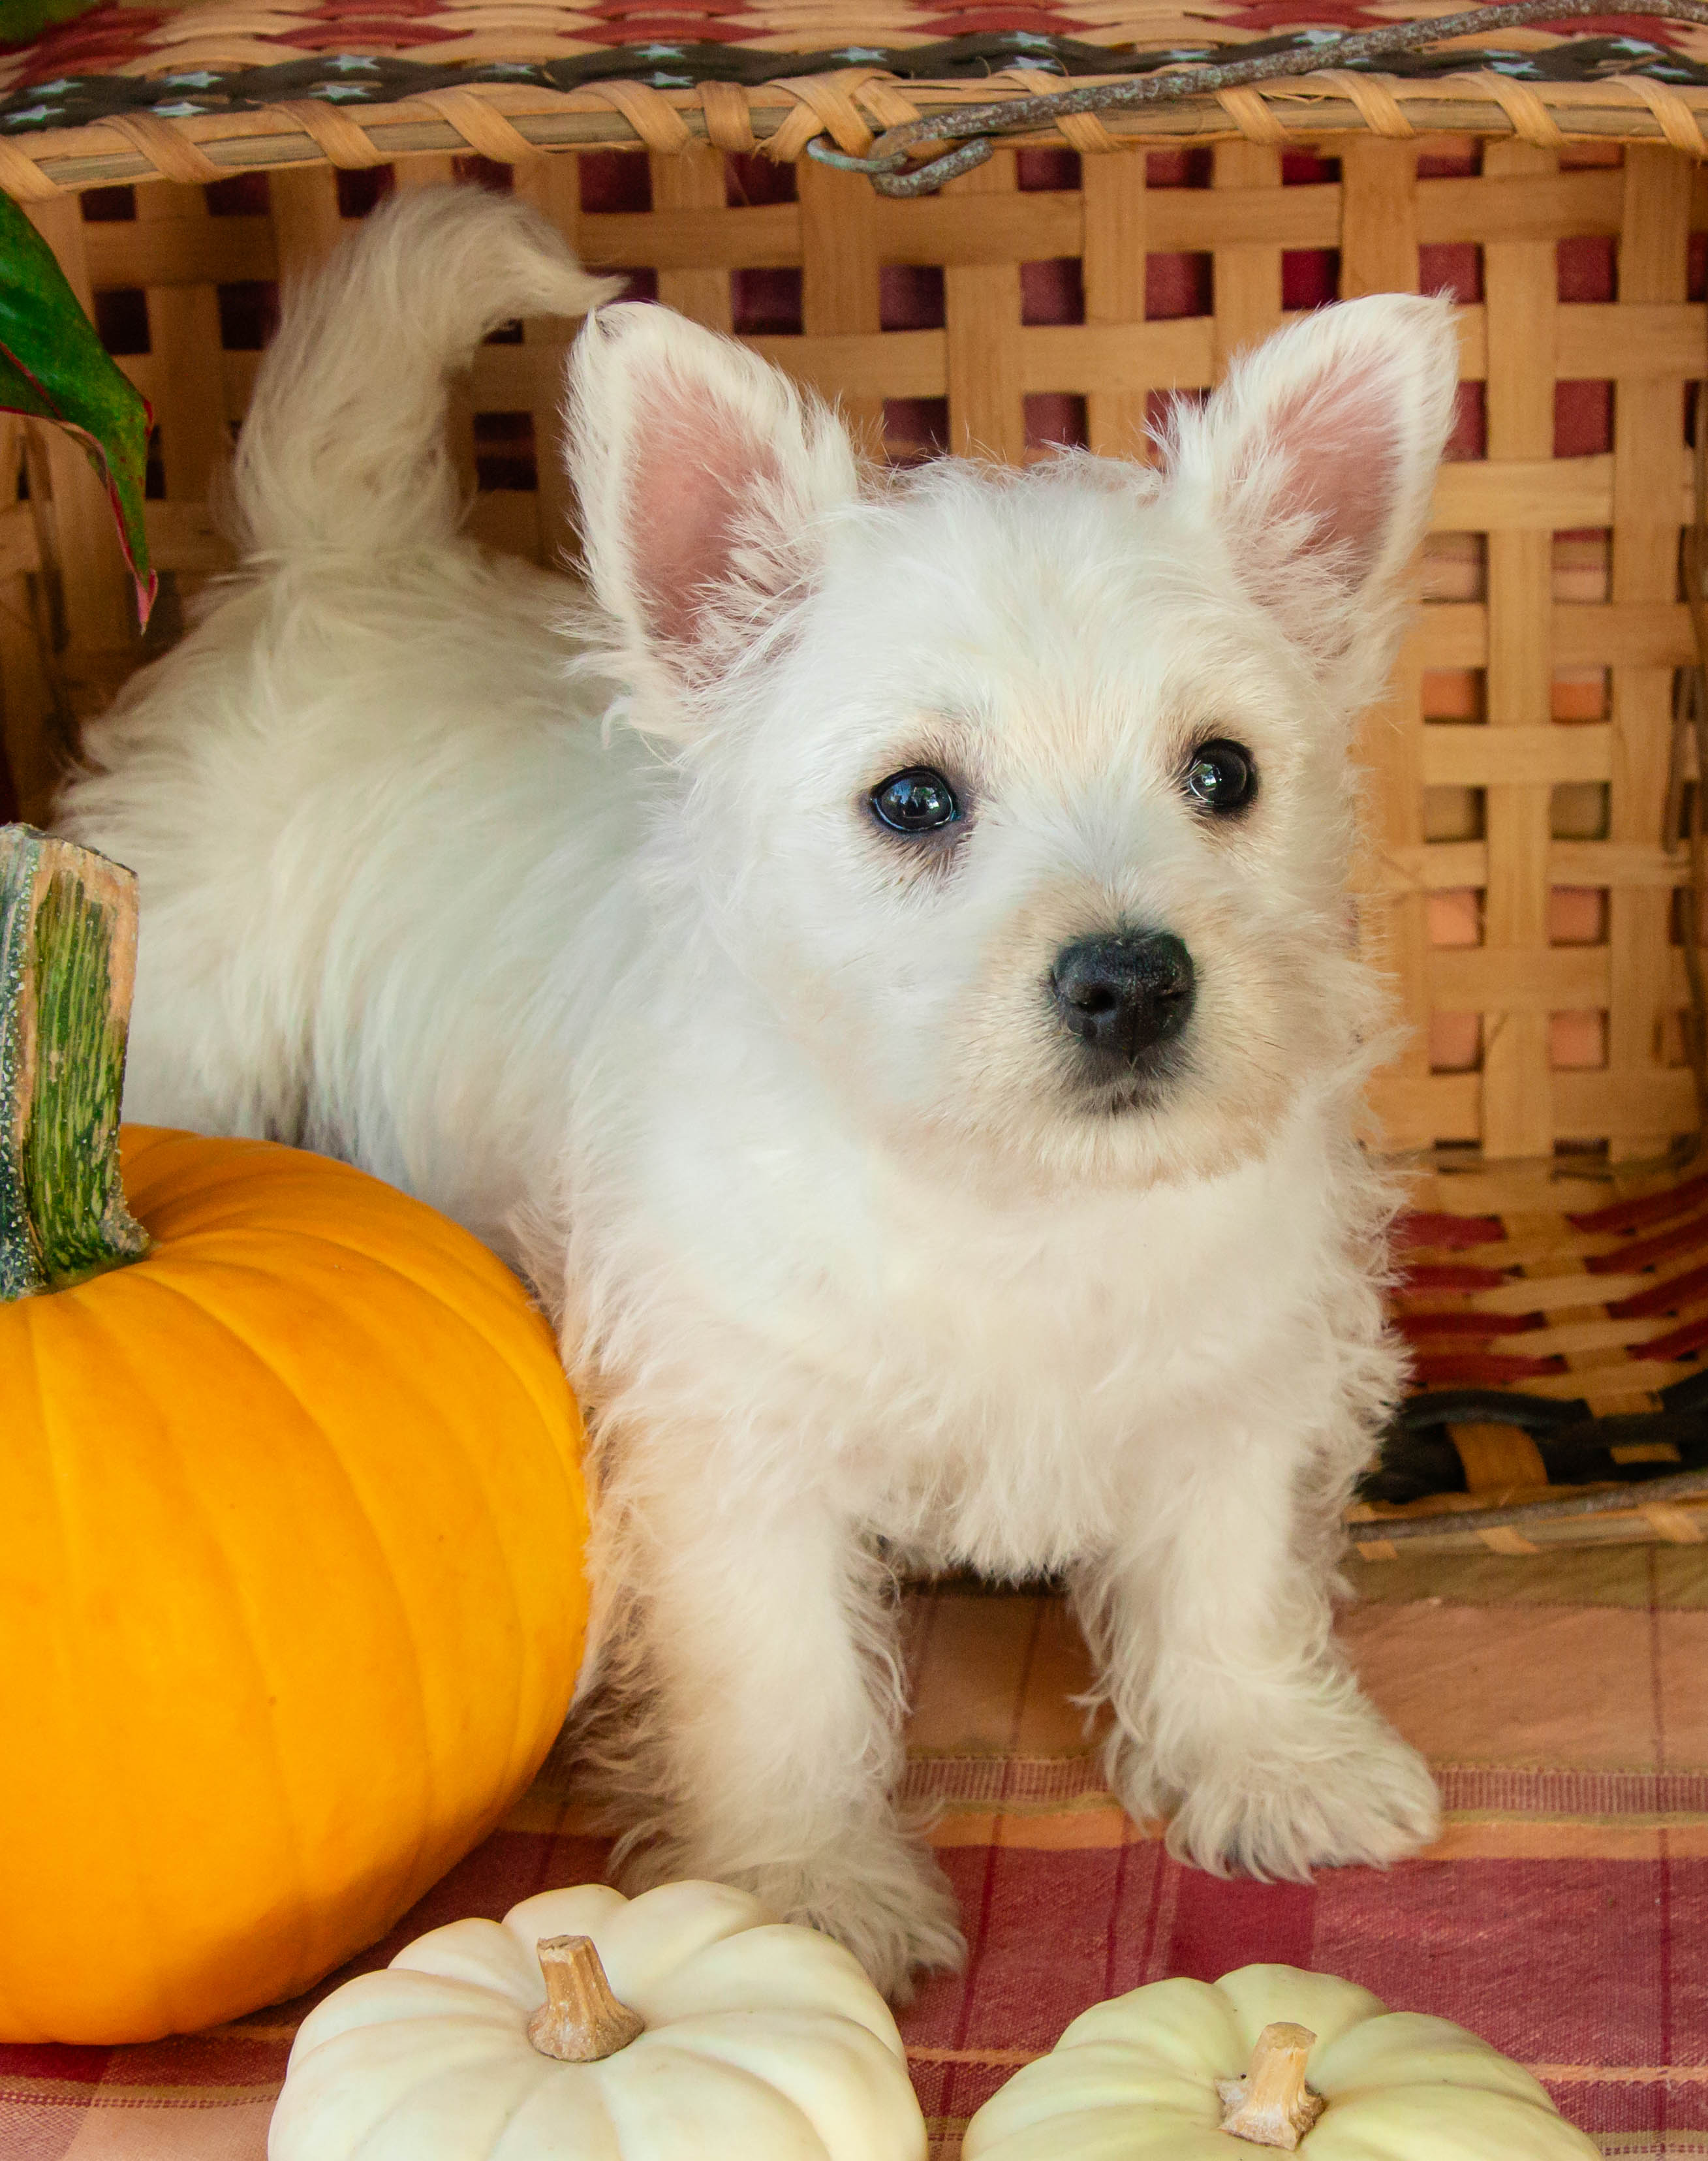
1141,1719,1439,1882
739,1831,967,2002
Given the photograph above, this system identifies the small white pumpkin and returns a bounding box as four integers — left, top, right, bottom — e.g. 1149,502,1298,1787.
268,1880,927,2161
964,1963,1600,2160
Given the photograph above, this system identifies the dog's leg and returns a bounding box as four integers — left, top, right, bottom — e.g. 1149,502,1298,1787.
604,1472,966,1997
1075,1431,1438,1880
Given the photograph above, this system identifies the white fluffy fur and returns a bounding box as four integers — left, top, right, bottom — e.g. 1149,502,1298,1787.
61,187,1461,1998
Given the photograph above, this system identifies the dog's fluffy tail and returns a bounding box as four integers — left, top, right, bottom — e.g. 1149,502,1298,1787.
230,185,617,561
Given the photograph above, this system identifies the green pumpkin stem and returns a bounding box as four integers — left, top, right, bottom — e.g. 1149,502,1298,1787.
0,825,149,1301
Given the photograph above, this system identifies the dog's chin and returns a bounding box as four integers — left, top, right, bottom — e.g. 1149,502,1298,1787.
1037,1083,1284,1196
1064,1050,1183,1123
900,1063,1281,1210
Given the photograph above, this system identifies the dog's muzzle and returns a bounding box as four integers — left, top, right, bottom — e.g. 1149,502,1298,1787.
1050,930,1195,1072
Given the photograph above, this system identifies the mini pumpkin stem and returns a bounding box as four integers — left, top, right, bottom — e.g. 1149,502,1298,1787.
1216,2023,1327,2150
0,826,149,1302
527,1935,645,2062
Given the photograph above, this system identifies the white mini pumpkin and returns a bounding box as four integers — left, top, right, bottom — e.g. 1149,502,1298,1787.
964,1963,1600,2160
268,1880,927,2161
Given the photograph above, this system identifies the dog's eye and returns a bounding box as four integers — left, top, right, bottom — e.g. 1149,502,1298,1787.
1184,739,1258,815
871,767,962,836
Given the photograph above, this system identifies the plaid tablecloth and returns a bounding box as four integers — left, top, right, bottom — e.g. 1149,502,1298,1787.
6,1546,1708,2157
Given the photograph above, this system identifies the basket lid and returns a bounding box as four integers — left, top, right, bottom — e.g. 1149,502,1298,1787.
3,0,1708,194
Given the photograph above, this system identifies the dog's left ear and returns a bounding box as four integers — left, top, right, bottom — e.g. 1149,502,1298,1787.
1164,294,1459,677
567,302,860,721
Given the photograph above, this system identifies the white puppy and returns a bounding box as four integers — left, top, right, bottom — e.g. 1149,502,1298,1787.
61,185,1458,1996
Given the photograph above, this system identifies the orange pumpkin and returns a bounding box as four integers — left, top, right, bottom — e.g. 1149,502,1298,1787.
0,830,589,2043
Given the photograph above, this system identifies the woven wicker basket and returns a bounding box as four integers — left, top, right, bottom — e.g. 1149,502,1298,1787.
7,0,1708,1556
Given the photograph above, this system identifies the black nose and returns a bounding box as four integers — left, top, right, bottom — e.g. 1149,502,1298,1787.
1051,931,1195,1065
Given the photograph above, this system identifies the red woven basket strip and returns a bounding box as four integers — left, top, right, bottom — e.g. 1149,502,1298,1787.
1397,1213,1508,1252
1409,1351,1572,1385
1393,1311,1549,1339
1399,1263,1515,1293
1570,1171,1708,1237
1608,1260,1708,1321
1634,1312,1708,1362
7,0,1708,79
1583,1204,1708,1277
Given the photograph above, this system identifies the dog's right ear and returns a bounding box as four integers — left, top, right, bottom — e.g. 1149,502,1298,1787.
566,303,859,721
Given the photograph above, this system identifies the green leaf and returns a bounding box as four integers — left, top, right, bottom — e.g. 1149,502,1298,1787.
0,0,106,41
0,188,155,626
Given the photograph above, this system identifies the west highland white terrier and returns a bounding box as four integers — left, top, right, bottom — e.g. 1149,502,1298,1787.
61,184,1460,1995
